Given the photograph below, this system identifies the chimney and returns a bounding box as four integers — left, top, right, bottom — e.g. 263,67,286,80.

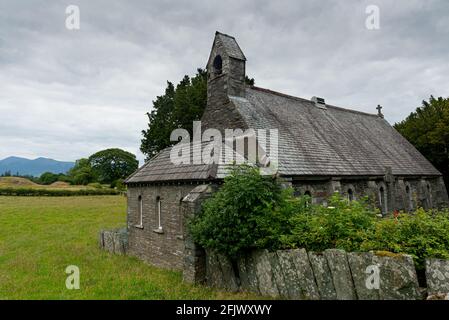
311,96,326,109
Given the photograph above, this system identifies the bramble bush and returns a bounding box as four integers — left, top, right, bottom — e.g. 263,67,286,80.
189,165,295,260
280,193,377,252
360,209,449,270
189,165,449,269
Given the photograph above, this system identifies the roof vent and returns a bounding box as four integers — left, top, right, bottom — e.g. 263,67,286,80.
311,96,326,109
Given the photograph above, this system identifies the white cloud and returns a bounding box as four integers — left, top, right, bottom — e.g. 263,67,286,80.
0,0,448,164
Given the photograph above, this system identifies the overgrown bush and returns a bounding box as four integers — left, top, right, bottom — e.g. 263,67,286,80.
189,165,294,260
361,209,449,270
189,165,449,269
280,193,377,252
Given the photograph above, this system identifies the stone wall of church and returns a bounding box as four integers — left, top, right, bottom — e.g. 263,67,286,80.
202,71,248,133
292,176,448,213
127,184,198,270
125,176,447,279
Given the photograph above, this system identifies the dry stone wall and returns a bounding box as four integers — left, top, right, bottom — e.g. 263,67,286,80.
99,228,128,255
425,258,449,297
97,228,449,300
204,248,449,300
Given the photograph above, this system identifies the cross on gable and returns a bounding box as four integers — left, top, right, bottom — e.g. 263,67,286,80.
376,105,384,118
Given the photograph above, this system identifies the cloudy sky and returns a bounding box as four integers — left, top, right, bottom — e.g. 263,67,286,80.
1,0,448,164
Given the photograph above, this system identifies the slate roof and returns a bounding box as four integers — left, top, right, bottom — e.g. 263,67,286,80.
214,32,246,61
125,141,238,184
127,84,441,184
229,86,441,177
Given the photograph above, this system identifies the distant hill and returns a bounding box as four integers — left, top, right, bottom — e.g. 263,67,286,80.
0,156,75,177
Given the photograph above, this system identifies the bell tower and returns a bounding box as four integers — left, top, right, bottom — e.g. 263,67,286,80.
206,32,246,103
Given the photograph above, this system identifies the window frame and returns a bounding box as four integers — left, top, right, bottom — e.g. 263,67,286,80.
153,196,164,233
134,195,144,229
379,185,387,215
405,183,413,211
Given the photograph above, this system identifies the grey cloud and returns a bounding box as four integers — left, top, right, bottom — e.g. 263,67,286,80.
0,0,448,164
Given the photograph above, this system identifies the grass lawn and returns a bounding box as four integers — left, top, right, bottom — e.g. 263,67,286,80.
0,196,256,299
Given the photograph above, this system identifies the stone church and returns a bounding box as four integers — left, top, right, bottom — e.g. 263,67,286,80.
124,32,448,281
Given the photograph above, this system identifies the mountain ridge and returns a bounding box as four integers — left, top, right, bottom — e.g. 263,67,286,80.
0,156,75,177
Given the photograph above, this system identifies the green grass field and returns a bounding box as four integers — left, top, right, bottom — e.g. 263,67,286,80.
0,177,95,190
0,196,255,299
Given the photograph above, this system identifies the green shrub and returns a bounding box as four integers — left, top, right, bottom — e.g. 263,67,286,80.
189,165,294,260
87,182,103,189
361,209,449,270
281,193,377,252
111,179,126,191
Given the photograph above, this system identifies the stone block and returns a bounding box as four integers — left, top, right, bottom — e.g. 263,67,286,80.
242,253,260,294
308,252,337,300
347,252,380,300
278,249,319,300
324,249,357,300
425,258,449,296
268,252,288,298
375,252,421,300
217,254,239,292
205,250,224,288
103,231,114,253
252,250,279,297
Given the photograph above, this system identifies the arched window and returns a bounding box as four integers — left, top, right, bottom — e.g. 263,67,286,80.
177,197,184,239
304,190,312,207
137,195,143,227
379,186,387,215
427,184,433,208
405,185,413,211
156,196,162,231
213,55,222,75
347,188,354,202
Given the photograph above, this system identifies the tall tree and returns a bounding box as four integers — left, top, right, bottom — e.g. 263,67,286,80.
394,96,449,187
67,158,97,185
88,148,138,185
140,69,255,159
140,69,207,159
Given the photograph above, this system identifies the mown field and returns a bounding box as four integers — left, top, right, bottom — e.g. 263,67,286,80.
0,196,255,299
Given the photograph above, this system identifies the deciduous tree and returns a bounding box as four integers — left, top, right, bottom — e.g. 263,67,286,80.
394,96,449,187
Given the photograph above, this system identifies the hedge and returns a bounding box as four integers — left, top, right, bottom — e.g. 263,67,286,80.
0,187,121,197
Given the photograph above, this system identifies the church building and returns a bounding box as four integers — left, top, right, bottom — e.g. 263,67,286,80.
124,32,449,280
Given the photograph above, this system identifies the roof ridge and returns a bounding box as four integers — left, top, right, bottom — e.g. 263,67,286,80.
215,31,236,40
249,86,380,118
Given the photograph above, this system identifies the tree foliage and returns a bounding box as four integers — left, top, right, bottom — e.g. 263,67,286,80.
39,172,61,185
88,148,138,185
67,158,97,185
394,96,449,187
140,69,256,159
360,209,449,270
189,165,294,260
281,194,377,253
189,165,449,270
140,69,207,159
